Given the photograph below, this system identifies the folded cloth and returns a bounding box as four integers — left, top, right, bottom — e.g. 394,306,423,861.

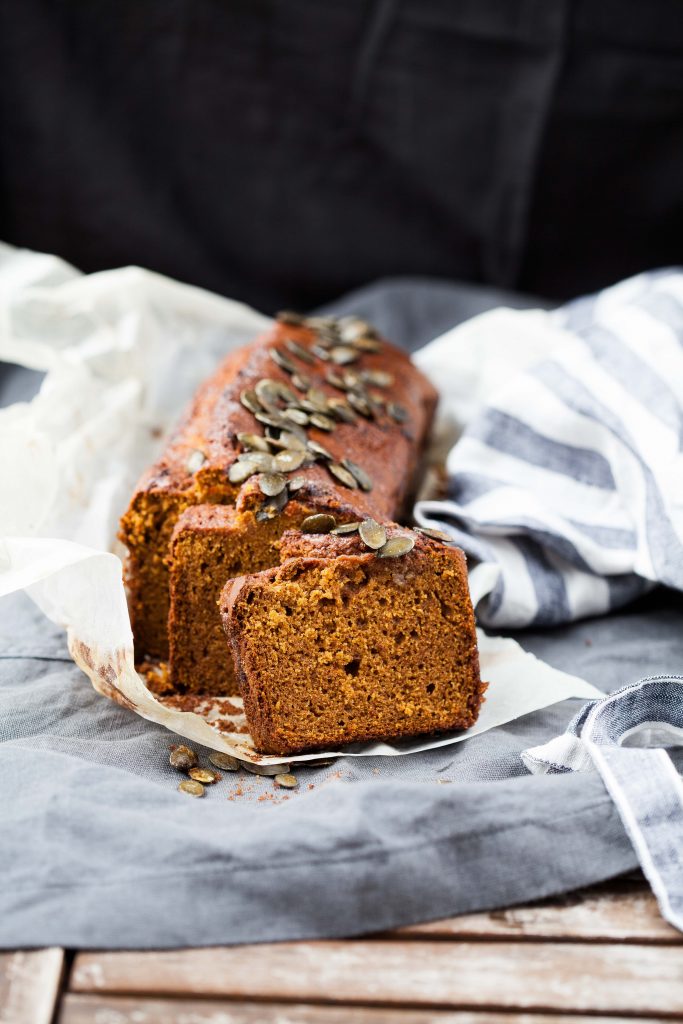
416,269,683,628
523,677,683,933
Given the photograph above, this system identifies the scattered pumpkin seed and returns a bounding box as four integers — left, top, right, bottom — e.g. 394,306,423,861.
285,338,315,364
288,475,306,492
309,413,336,432
237,432,272,454
331,521,361,534
259,472,287,497
342,458,372,491
306,315,337,332
170,745,198,771
209,751,241,772
240,388,262,415
270,348,297,373
330,345,358,365
359,518,387,550
274,449,307,473
378,535,415,558
414,527,454,543
189,767,221,785
328,462,358,489
311,345,331,361
301,513,336,533
178,779,205,797
276,310,305,326
242,761,291,776
387,402,408,423
274,773,298,789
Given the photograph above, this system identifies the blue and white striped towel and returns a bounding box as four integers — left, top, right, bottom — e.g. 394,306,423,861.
415,269,683,932
416,268,683,629
523,677,683,933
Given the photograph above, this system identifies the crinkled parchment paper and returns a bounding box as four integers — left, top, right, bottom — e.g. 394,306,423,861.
0,244,601,764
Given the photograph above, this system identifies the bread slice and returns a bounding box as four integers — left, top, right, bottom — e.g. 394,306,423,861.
221,528,483,755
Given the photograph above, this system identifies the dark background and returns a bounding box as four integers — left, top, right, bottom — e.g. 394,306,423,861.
1,0,682,313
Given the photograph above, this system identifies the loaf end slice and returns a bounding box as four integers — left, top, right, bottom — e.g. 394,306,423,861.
221,530,483,755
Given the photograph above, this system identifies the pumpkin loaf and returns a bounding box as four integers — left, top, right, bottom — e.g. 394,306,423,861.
121,312,437,693
221,525,484,755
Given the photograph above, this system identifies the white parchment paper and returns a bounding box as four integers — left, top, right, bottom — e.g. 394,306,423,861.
0,243,601,764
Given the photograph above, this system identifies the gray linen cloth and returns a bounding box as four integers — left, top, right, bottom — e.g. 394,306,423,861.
3,278,676,950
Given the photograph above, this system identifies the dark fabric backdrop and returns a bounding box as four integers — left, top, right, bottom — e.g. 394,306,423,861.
1,0,682,313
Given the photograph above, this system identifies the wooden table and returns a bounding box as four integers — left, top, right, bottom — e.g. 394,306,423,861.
3,873,682,1023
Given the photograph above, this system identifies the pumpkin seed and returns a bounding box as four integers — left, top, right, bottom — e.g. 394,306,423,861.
259,472,288,497
254,411,286,430
291,372,312,391
326,369,347,389
270,348,297,373
328,399,358,424
330,345,358,365
256,488,289,521
347,392,374,418
359,518,387,550
283,407,309,426
311,345,331,361
387,402,408,423
274,773,298,789
274,449,307,473
229,461,258,484
236,451,275,469
309,413,336,432
285,338,315,364
337,316,368,341
378,535,415,558
306,388,330,413
169,745,198,771
352,335,382,353
328,462,358,489
331,522,361,535
186,449,206,474
342,458,372,491
209,751,241,772
361,369,394,388
178,779,205,797
237,432,271,454
414,527,454,543
189,767,221,785
301,513,336,533
276,310,305,326
271,430,307,452
242,761,291,776
307,440,333,461
306,315,337,332
240,389,262,415
288,475,306,492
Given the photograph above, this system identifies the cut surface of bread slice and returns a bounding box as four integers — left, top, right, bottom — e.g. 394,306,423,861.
221,529,483,755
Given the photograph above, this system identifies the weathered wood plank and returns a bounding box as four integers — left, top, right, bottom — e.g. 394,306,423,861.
57,994,674,1024
394,881,680,943
70,941,683,1016
0,948,65,1024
